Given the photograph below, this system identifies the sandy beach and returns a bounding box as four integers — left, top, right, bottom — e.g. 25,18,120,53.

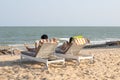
0,47,120,80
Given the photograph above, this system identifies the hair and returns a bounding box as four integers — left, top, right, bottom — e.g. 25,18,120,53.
41,34,48,39
69,37,74,43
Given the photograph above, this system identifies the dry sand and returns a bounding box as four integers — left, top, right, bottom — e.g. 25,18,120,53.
0,47,120,80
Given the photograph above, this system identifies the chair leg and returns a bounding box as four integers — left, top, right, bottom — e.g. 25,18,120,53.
19,55,23,67
77,58,80,65
20,55,22,62
44,62,48,70
62,61,66,68
90,57,94,64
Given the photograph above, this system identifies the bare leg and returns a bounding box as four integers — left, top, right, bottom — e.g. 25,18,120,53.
24,44,35,52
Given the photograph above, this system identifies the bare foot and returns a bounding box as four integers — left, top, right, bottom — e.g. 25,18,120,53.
24,43,29,48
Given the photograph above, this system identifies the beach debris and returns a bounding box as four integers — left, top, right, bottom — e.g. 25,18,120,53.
106,41,120,46
0,41,120,55
0,46,12,55
0,46,21,55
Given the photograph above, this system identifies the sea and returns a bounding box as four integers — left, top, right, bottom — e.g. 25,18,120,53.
0,27,120,47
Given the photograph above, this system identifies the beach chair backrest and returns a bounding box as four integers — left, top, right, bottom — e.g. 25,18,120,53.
40,38,58,43
65,43,85,55
65,38,89,55
73,38,89,45
36,43,58,58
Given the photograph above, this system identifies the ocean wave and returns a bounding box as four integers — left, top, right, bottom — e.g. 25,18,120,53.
59,38,120,45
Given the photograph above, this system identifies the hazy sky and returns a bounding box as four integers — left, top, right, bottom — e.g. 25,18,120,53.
0,0,120,26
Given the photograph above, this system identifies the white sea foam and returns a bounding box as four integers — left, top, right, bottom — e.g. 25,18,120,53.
59,37,120,45
90,38,120,45
59,38,69,41
7,37,120,51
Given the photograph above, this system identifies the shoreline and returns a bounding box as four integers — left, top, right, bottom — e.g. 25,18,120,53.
1,40,120,55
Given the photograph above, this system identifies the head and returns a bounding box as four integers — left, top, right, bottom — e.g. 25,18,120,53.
69,37,74,43
86,38,90,43
41,34,48,39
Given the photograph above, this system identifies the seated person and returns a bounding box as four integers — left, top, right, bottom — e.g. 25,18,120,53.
56,37,74,53
24,34,48,52
56,36,90,53
73,35,90,45
24,34,58,52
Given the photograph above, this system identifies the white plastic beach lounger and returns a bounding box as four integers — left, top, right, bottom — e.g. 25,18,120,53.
55,38,94,64
21,42,65,68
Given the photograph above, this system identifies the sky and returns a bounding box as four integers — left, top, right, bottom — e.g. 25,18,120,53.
0,0,120,26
